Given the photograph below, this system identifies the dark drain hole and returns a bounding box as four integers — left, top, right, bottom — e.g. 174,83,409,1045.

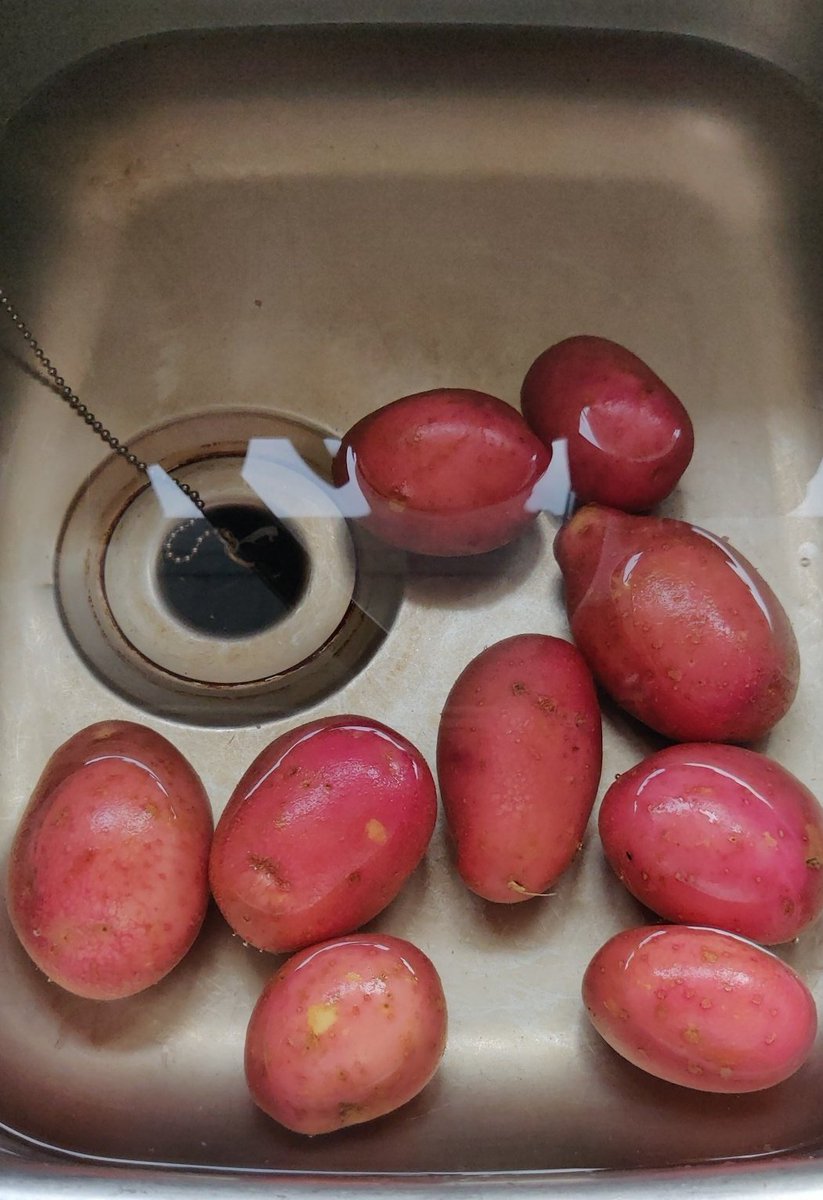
157,504,309,639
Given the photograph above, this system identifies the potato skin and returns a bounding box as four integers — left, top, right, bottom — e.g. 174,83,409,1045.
521,335,694,511
554,505,799,742
583,925,817,1092
209,716,436,953
6,720,213,1000
599,744,823,944
437,634,602,902
245,934,447,1134
332,388,550,556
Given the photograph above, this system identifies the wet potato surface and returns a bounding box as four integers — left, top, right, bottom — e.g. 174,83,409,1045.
521,335,694,512
6,721,213,1000
209,716,437,954
333,388,550,556
245,934,447,1134
555,506,800,743
583,926,818,1093
438,634,602,902
599,744,823,944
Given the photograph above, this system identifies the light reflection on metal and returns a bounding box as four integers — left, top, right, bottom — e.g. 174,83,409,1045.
146,464,203,520
241,438,370,519
525,438,575,518
791,458,823,517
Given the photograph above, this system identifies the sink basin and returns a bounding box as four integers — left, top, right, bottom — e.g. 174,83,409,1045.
2,4,823,1196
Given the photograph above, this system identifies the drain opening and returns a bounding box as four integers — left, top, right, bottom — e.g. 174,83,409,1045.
56,410,405,727
54,417,405,720
157,504,309,640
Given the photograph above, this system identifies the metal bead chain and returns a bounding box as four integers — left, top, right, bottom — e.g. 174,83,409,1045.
0,286,205,512
161,517,243,566
162,518,215,564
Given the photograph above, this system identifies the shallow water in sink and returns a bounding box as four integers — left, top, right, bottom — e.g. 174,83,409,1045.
1,25,823,1174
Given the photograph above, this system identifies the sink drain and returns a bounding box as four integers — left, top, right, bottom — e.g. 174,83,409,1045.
56,411,404,726
157,503,309,640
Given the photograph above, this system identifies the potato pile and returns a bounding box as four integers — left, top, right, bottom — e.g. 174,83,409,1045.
5,334,819,1132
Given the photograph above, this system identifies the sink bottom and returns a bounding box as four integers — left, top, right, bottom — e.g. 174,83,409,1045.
1,24,823,1175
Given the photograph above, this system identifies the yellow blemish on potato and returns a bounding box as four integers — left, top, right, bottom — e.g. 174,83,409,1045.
763,832,778,848
604,998,629,1020
388,498,406,513
345,972,362,983
687,1063,704,1076
366,819,387,844
719,1066,733,1079
307,1003,338,1036
701,947,718,963
682,1026,700,1044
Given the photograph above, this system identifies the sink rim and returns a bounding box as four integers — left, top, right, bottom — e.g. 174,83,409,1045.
2,6,823,1196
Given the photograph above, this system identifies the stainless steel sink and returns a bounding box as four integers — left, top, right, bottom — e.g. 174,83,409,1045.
2,3,823,1196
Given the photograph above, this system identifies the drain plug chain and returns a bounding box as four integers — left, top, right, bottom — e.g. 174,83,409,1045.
0,286,205,513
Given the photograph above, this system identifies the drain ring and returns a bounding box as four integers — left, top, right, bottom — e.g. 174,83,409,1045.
56,410,404,726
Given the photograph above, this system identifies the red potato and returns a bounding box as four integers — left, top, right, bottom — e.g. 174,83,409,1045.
245,933,447,1134
332,388,550,556
521,335,694,511
6,721,212,1000
599,744,823,944
554,505,799,742
583,925,817,1092
437,634,602,902
209,716,436,953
